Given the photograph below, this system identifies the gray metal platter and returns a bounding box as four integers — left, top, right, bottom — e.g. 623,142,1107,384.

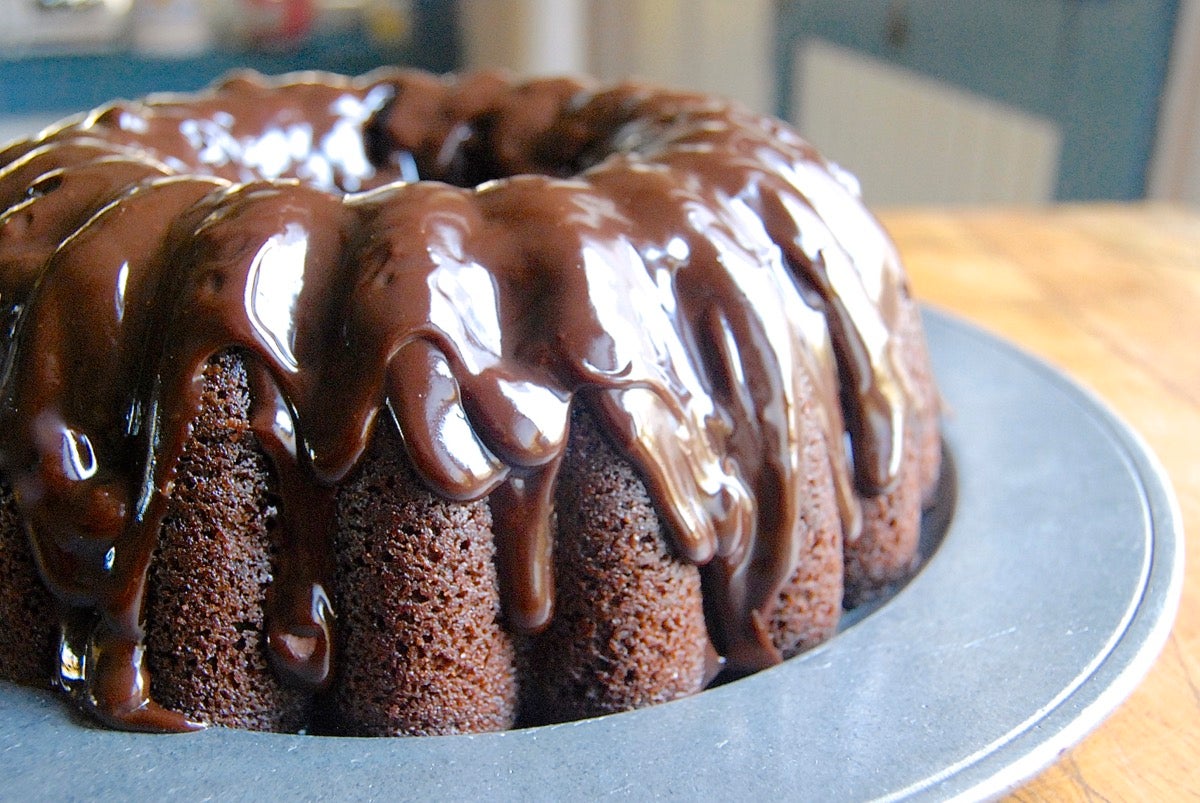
0,308,1185,801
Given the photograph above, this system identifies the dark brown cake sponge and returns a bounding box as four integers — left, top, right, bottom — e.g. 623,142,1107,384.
764,392,845,658
843,424,922,607
0,481,57,686
327,422,518,736
519,408,712,725
903,302,945,507
143,351,312,732
842,299,943,607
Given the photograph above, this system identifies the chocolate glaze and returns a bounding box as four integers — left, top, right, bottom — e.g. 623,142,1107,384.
0,69,931,729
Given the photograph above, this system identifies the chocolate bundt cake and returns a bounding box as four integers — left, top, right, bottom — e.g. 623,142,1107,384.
0,69,942,734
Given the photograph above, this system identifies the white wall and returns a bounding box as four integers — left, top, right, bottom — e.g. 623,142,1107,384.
460,0,589,76
459,0,773,114
1149,0,1200,204
793,41,1062,206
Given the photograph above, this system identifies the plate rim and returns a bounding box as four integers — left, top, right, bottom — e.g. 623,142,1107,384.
889,306,1185,800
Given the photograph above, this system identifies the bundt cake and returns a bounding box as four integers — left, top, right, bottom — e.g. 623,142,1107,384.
0,69,943,735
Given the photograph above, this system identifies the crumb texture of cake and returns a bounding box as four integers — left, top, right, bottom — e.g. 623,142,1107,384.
330,422,518,736
520,407,711,724
144,352,311,732
0,68,942,734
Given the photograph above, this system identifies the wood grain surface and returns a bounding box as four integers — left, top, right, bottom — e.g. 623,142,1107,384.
880,203,1199,800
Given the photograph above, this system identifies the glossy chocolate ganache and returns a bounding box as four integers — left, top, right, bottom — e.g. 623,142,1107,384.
0,69,942,733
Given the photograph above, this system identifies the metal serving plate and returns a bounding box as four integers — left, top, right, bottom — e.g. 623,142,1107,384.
0,308,1184,801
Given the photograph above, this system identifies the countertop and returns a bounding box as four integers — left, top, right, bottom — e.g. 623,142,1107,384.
881,203,1199,799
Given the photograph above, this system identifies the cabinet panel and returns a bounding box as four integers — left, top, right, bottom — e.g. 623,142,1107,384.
776,0,1179,201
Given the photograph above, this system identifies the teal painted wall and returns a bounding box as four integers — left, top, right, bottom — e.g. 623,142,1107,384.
775,1,1179,200
0,0,458,117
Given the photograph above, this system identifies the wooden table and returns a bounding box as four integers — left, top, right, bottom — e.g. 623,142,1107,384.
879,203,1199,799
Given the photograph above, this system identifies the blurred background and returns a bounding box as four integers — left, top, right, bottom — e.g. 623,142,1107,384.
1,0,1195,207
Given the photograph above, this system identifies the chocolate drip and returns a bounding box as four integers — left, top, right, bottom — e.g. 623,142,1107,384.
0,69,929,730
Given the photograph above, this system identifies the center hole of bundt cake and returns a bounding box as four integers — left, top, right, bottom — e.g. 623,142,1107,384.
362,137,558,191
362,104,584,191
